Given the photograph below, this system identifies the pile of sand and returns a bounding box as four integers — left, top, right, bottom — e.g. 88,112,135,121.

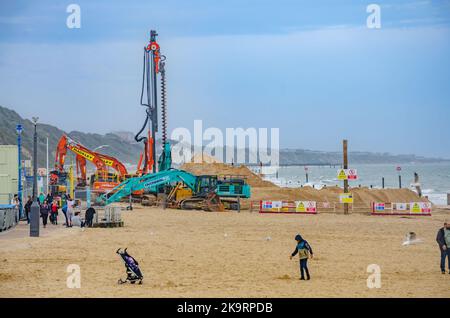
181,162,275,188
180,162,428,207
189,153,222,164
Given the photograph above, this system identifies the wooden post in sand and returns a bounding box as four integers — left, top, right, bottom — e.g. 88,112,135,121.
343,140,349,215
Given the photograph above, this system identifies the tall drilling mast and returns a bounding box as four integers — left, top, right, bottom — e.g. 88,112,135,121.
136,30,170,173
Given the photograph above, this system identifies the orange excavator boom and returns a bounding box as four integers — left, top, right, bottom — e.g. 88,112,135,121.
54,134,108,186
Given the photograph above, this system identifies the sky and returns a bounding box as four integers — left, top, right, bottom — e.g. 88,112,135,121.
0,0,449,157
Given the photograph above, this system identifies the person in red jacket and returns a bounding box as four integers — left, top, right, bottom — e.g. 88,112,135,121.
50,201,59,225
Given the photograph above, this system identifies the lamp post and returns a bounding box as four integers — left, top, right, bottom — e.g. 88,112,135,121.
93,144,109,152
16,124,23,220
30,117,40,237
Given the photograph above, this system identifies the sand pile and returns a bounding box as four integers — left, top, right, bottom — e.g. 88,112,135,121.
181,162,275,188
180,163,428,207
189,153,222,164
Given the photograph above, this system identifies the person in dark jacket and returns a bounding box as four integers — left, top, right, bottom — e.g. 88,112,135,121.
290,234,314,280
46,193,53,205
40,200,50,228
24,196,32,224
436,221,450,274
85,207,96,227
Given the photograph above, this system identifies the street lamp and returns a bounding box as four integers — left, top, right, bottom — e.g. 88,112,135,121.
30,116,40,237
16,124,23,220
93,145,109,152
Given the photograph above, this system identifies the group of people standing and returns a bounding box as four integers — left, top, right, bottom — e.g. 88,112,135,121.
23,193,77,228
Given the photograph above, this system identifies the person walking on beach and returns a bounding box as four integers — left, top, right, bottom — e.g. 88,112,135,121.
290,234,314,280
50,201,59,225
436,221,450,274
24,196,32,224
40,200,50,228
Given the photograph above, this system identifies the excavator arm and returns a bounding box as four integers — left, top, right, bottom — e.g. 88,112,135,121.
54,134,109,186
94,153,128,177
98,169,198,206
55,135,68,172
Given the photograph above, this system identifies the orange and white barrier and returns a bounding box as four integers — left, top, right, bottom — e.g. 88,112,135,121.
371,202,431,216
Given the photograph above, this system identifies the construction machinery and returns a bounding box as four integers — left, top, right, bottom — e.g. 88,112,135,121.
50,135,122,194
97,169,251,211
136,30,171,175
96,31,252,211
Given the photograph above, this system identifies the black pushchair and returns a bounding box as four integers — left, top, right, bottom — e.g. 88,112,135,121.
116,248,143,285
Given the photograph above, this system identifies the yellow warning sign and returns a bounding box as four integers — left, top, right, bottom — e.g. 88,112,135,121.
337,169,348,180
411,202,421,213
339,193,353,204
296,201,306,212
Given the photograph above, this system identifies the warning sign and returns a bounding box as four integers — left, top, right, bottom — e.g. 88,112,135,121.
337,169,347,180
339,193,353,204
262,201,273,209
347,169,358,180
337,169,358,180
410,202,431,214
296,201,306,212
295,201,317,213
271,201,282,211
395,203,407,211
410,202,421,213
373,203,385,211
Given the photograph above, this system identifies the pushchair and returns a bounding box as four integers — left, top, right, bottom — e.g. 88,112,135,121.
116,248,143,285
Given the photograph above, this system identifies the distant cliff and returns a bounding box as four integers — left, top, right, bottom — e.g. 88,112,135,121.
1,105,448,168
0,105,143,168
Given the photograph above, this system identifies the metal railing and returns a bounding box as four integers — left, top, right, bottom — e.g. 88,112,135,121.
0,205,19,232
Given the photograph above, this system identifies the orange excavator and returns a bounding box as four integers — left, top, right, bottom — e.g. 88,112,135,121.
50,135,122,194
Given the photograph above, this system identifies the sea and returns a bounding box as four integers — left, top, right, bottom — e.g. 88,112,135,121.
255,163,450,206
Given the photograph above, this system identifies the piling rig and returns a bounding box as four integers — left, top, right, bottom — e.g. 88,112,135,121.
136,30,171,175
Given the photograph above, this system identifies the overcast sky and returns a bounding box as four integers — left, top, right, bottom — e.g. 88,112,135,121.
0,0,449,157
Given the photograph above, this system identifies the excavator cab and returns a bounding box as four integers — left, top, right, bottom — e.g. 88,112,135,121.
194,175,218,197
90,171,121,192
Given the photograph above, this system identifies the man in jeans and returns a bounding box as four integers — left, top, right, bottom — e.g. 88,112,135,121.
436,221,450,274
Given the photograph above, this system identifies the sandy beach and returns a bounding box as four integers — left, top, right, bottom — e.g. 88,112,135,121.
1,206,449,298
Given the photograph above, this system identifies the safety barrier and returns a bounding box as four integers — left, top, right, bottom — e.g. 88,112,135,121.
249,200,373,214
371,202,432,216
93,206,123,228
0,204,19,232
255,200,318,214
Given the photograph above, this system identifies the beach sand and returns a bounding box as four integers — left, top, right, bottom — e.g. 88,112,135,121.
1,206,449,298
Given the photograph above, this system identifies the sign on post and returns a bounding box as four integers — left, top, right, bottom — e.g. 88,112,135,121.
337,169,358,180
337,169,347,180
339,193,353,204
373,203,385,211
347,169,358,180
